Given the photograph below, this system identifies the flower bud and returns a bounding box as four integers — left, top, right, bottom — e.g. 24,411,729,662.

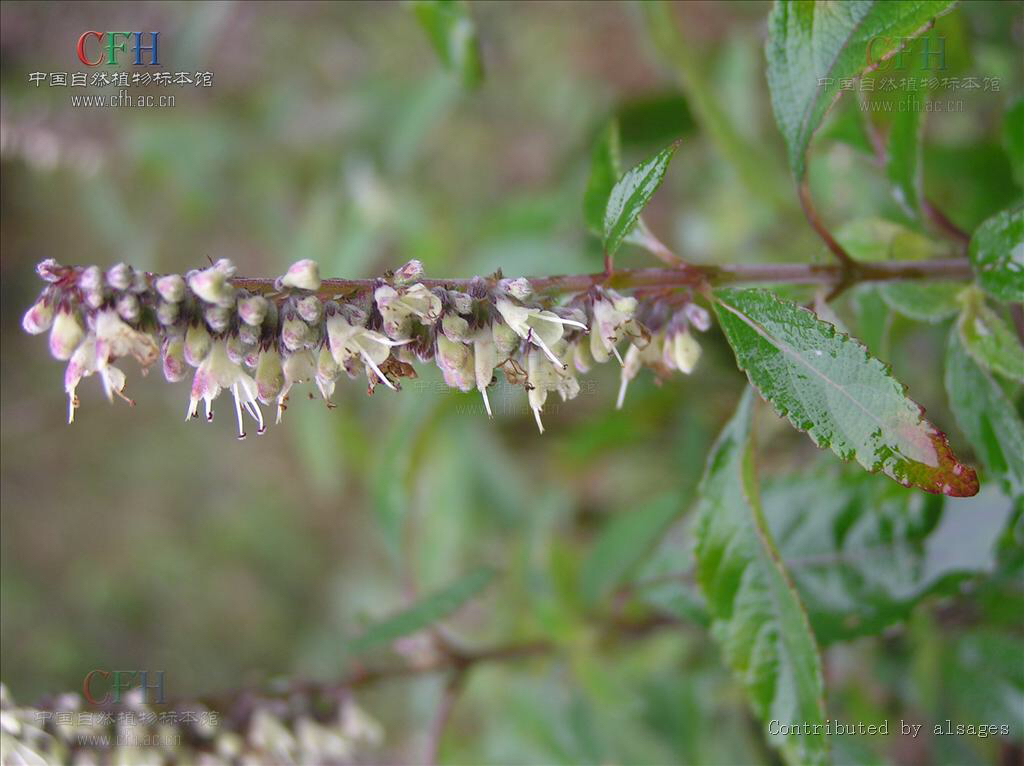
281,313,309,352
449,290,473,315
37,259,63,282
501,277,533,301
80,265,103,292
237,294,269,327
162,335,187,382
296,295,323,324
436,334,474,392
394,259,424,283
316,345,341,402
280,259,321,291
492,320,520,357
255,348,285,404
189,264,235,307
238,322,262,346
185,323,212,366
204,305,232,334
22,295,54,334
226,334,252,366
684,303,711,332
666,329,701,374
106,262,132,291
116,293,140,323
441,313,469,342
156,274,186,303
157,300,180,326
49,308,84,360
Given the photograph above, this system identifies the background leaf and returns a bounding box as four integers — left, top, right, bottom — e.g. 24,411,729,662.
887,107,923,219
879,282,964,322
957,290,1024,382
580,494,681,608
694,388,828,766
412,0,484,89
602,141,679,258
1005,99,1024,189
584,121,623,236
712,287,978,496
766,0,956,179
764,462,1013,644
945,331,1024,497
345,566,497,655
969,205,1024,303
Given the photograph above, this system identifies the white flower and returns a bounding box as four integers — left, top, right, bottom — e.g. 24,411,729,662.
526,343,579,433
187,341,265,438
22,296,54,335
316,346,341,404
93,309,158,368
473,328,497,417
276,349,317,423
494,297,587,371
64,335,130,424
374,283,441,340
590,290,641,365
616,327,701,409
326,314,410,391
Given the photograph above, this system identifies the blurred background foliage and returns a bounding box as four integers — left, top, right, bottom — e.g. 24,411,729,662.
1,1,1021,764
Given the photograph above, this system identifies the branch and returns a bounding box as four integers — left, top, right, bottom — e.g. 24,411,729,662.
231,257,972,299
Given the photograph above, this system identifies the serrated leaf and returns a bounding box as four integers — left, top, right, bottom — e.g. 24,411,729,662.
946,331,1024,497
766,0,956,179
969,205,1024,303
345,566,496,655
584,121,622,236
765,463,1012,644
1005,99,1024,189
694,388,828,766
887,106,923,218
603,142,679,258
712,287,978,496
581,494,681,608
412,0,483,89
879,282,963,322
957,290,1024,382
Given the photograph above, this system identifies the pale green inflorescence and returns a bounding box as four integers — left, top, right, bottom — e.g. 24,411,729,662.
24,259,710,436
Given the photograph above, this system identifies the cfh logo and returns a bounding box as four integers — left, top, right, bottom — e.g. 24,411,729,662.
83,670,166,705
866,35,946,71
76,32,160,67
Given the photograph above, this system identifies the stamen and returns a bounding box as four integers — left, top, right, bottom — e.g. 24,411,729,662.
205,399,213,422
532,405,545,434
480,386,492,418
359,347,396,391
527,329,568,370
610,343,624,366
68,394,78,424
534,314,588,330
233,384,247,440
616,375,629,410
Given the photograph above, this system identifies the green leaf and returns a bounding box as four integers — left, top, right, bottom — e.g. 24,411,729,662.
957,289,1024,382
766,0,957,179
878,282,964,322
584,121,622,237
712,287,978,496
345,566,497,655
969,205,1024,303
765,463,1012,644
851,286,891,358
1005,99,1024,189
945,331,1024,497
887,106,923,218
603,141,679,258
412,0,484,89
694,388,828,766
835,217,948,262
581,494,681,608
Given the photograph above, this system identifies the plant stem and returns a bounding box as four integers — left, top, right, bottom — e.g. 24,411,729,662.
230,257,973,298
